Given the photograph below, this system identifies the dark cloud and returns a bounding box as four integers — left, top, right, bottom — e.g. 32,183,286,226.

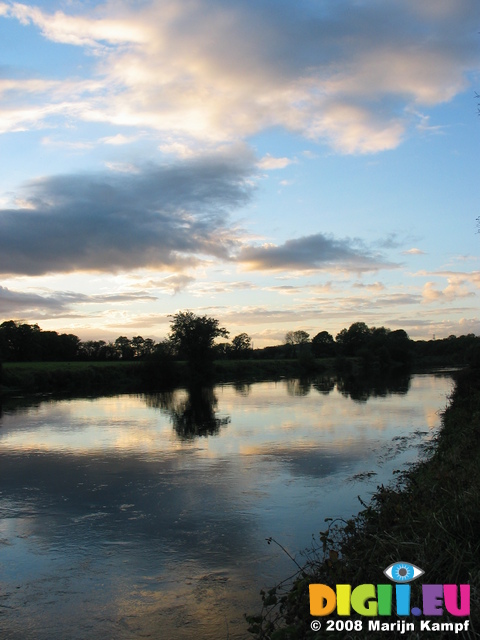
0,286,67,316
0,285,156,317
0,149,255,276
237,233,397,272
0,150,397,277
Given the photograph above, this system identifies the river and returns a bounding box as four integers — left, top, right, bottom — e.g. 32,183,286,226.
0,371,453,639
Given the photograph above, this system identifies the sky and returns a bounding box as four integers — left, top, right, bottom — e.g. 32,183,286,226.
1,0,480,347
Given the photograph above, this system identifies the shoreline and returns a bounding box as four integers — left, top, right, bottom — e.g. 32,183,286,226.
0,357,452,399
247,366,480,639
0,358,333,398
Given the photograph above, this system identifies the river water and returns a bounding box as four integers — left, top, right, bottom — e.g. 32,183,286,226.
0,371,453,639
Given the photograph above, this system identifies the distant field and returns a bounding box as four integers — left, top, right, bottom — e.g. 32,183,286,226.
3,358,327,370
3,361,139,371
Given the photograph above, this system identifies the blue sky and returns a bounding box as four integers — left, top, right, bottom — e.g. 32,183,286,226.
1,0,479,346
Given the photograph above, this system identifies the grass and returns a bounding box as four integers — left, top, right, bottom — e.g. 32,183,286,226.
1,357,334,396
3,360,138,371
247,366,480,639
1,360,145,396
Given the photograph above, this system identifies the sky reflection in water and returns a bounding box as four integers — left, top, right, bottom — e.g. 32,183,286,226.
0,373,453,639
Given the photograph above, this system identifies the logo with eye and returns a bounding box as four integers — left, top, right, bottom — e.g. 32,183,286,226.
384,562,424,583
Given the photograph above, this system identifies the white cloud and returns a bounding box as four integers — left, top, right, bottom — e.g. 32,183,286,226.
258,154,294,170
403,247,426,255
100,134,138,145
41,136,94,150
353,281,386,292
422,278,475,302
1,0,478,153
433,270,480,289
5,2,146,47
158,141,197,158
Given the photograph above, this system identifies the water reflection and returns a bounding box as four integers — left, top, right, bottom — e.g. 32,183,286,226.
0,371,431,419
0,372,454,640
280,371,411,401
233,381,252,397
312,376,336,395
146,386,231,439
337,370,411,402
285,378,312,396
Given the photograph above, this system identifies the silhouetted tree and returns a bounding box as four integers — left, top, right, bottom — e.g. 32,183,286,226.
38,331,80,360
129,336,156,359
285,330,310,345
412,333,480,366
230,332,252,358
311,331,335,357
335,322,414,371
285,329,310,358
131,336,145,359
335,322,370,356
78,340,114,360
386,329,413,366
168,311,229,374
115,336,134,360
0,321,40,360
0,321,80,361
141,339,178,389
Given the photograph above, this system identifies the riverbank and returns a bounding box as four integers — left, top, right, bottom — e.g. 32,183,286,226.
247,366,480,639
0,358,335,397
0,360,147,396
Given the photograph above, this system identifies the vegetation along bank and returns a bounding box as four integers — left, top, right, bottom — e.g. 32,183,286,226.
247,365,480,639
1,314,480,395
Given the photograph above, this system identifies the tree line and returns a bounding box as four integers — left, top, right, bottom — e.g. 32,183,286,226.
1,316,479,369
0,315,251,364
275,323,480,369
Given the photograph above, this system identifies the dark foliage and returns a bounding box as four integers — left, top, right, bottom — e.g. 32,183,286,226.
168,311,229,377
1,318,479,377
0,320,80,362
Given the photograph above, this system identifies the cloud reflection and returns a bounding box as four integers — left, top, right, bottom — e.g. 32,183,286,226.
0,374,453,639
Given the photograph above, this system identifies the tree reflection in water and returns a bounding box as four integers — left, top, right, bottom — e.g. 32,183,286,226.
143,372,413,438
285,378,312,397
336,371,411,402
145,385,230,439
233,381,251,396
312,376,335,395
278,372,410,401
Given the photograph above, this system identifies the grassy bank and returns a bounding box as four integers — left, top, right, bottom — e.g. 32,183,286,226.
0,360,147,395
0,357,333,397
247,366,480,639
